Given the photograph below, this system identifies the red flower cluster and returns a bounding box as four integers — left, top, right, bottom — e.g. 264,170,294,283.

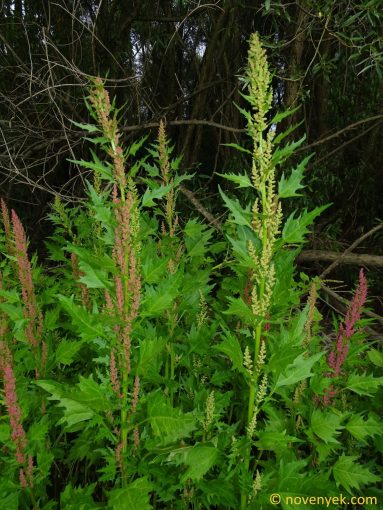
317,269,367,407
10,209,45,378
0,343,33,488
327,268,367,377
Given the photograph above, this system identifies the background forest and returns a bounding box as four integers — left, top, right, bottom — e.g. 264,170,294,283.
0,1,383,509
1,0,383,258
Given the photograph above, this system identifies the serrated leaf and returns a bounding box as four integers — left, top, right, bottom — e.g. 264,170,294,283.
173,173,194,187
367,348,383,368
217,172,253,188
272,135,306,166
55,340,83,365
345,413,382,443
282,205,329,244
67,156,113,182
137,337,167,376
141,183,173,207
275,352,323,388
70,119,100,133
0,302,24,321
78,261,108,289
57,295,103,339
233,101,253,125
219,186,252,227
214,329,244,372
333,455,380,492
184,219,213,258
278,155,313,198
60,483,97,510
148,394,197,445
221,142,252,155
57,398,94,427
141,279,179,317
168,446,219,483
346,373,383,396
224,296,254,324
28,417,49,444
127,135,148,157
0,288,19,303
311,409,343,444
75,375,110,412
35,380,65,400
255,431,300,451
108,477,153,510
269,105,301,126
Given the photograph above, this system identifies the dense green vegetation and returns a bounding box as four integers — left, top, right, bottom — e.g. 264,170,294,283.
0,31,382,509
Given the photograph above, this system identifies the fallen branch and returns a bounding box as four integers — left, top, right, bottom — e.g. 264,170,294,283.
298,249,383,269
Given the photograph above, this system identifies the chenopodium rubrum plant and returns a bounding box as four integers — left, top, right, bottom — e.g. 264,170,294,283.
35,77,218,507
217,33,382,508
0,201,54,509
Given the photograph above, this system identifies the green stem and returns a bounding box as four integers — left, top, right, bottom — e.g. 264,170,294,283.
170,343,175,406
241,184,269,509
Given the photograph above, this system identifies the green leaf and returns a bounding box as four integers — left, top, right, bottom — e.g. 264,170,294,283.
345,413,382,443
142,248,168,284
35,379,100,427
141,183,173,207
56,340,83,366
255,431,300,451
272,135,306,166
127,135,148,157
173,173,194,187
37,449,54,479
0,302,24,321
141,278,179,317
233,101,253,125
221,142,252,155
219,186,252,227
108,477,153,510
60,483,97,510
168,445,219,483
346,373,383,396
311,409,343,444
137,336,167,376
269,105,301,126
367,348,383,368
57,398,94,427
70,119,100,133
184,220,213,258
78,261,108,289
0,423,10,442
0,493,18,510
0,288,19,303
28,417,49,444
68,155,113,182
217,172,253,188
148,393,197,445
57,295,103,339
278,155,313,198
214,329,244,372
282,205,329,244
275,352,323,388
333,455,380,492
35,380,65,401
224,297,254,324
75,375,110,412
